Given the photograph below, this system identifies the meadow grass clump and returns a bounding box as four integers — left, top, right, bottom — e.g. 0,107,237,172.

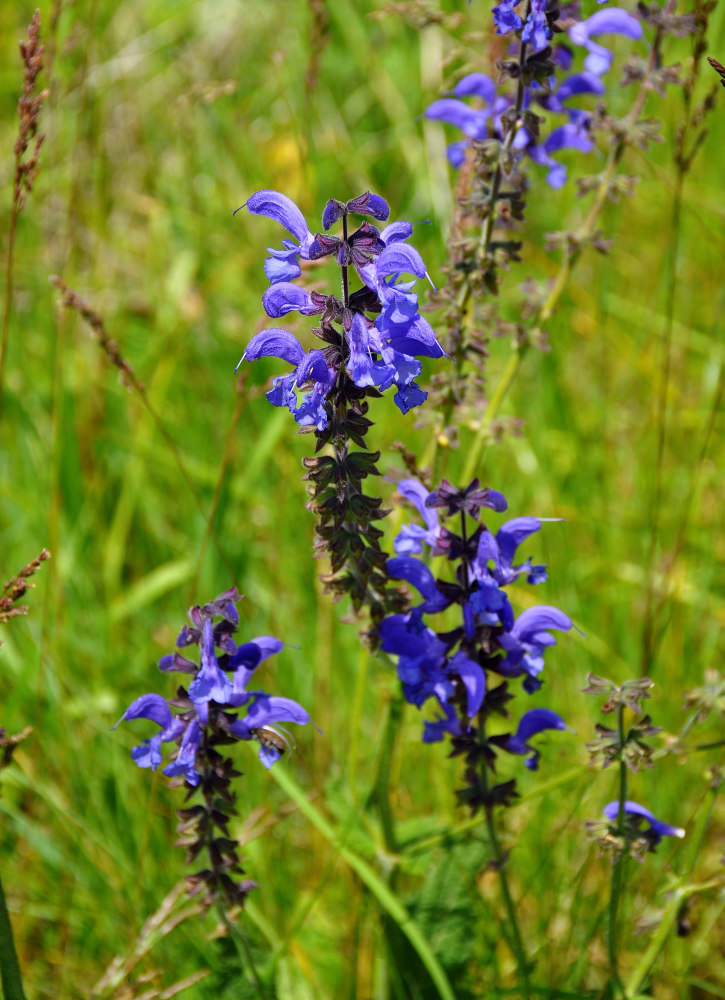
0,1,723,998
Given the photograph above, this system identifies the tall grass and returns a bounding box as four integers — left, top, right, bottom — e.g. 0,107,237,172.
0,0,723,997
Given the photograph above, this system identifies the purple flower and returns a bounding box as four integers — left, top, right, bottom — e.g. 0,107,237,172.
393,478,442,555
242,190,316,285
450,73,496,102
379,613,451,709
120,592,313,777
188,621,234,705
521,0,551,50
450,648,487,718
423,702,463,743
474,515,553,586
539,71,606,114
163,718,202,786
239,192,443,421
423,40,618,187
569,8,644,76
524,121,595,188
603,801,685,844
230,695,311,768
262,283,321,319
504,708,571,770
425,99,490,140
493,0,524,35
116,693,185,770
496,605,573,690
385,556,451,613
468,574,514,631
239,328,335,431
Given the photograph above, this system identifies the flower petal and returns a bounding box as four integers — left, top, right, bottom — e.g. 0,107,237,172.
246,190,314,249
451,72,496,103
262,283,319,318
386,556,450,612
496,517,541,565
603,800,685,841
425,99,488,139
231,694,310,738
243,328,306,366
450,650,486,717
375,243,427,280
117,693,172,731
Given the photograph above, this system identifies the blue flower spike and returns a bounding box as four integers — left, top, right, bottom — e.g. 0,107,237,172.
425,4,644,187
237,190,445,429
381,479,575,811
116,595,317,904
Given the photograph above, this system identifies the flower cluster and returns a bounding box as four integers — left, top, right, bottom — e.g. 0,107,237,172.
379,479,572,807
117,590,314,906
236,190,445,428
119,588,312,779
426,7,643,188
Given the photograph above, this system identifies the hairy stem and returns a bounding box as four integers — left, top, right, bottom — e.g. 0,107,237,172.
606,706,629,998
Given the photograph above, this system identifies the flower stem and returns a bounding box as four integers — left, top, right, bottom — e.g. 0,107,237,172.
0,871,27,1000
462,35,663,483
479,733,531,999
606,706,629,998
478,28,529,258
341,212,350,308
430,25,529,484
626,770,720,996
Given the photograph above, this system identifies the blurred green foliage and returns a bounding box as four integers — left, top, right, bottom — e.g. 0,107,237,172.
0,0,723,997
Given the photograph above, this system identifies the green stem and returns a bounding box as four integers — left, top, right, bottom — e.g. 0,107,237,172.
269,764,457,1000
485,808,531,999
606,707,629,998
429,24,529,484
216,901,267,994
404,766,586,856
479,736,531,999
625,774,719,997
0,871,27,1000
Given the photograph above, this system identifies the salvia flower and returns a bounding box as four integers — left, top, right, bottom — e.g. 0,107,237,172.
569,8,644,77
117,589,316,907
425,6,644,187
603,801,685,846
594,800,686,860
504,708,572,770
380,479,573,812
236,190,444,427
119,588,312,774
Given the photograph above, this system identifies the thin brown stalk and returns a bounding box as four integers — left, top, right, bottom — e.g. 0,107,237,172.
49,277,236,580
0,11,48,423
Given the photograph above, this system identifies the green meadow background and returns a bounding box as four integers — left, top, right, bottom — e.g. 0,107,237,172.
0,0,723,996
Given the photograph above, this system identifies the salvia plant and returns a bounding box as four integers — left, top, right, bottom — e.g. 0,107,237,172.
117,588,314,908
237,188,444,624
1,1,722,998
